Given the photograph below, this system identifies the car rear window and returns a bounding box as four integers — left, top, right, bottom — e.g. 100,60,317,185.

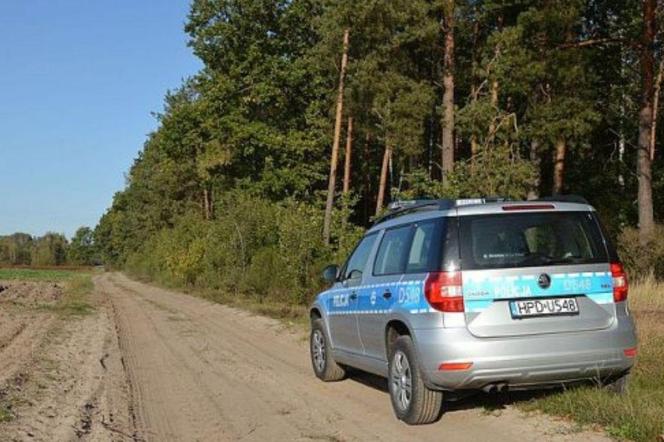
458,211,608,270
373,225,412,275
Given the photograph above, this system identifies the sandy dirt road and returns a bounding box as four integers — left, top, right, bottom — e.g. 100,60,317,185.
0,273,612,441
86,272,610,442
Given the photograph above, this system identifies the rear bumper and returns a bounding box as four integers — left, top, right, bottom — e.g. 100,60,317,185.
414,317,637,391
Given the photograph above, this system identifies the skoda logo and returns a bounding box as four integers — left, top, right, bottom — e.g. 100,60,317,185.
538,273,552,289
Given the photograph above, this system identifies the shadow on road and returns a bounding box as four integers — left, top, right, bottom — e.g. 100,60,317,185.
347,370,565,414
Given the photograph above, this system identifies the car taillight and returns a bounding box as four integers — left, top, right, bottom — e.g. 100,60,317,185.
611,262,628,303
424,271,464,312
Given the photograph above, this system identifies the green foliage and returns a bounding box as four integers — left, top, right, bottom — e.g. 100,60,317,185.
0,229,98,268
396,145,536,200
618,225,664,280
0,268,79,282
0,233,33,265
123,191,359,305
67,227,98,266
447,145,537,200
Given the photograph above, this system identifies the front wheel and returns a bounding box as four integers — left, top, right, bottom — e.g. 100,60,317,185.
388,336,443,425
310,318,346,382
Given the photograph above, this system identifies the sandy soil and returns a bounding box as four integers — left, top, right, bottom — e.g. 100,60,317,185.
0,281,64,308
0,273,613,442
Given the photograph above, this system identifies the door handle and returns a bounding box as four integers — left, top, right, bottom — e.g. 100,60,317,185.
349,292,358,301
383,290,392,299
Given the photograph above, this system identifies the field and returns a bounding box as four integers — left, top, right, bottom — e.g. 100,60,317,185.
0,267,87,282
0,267,97,433
521,278,664,441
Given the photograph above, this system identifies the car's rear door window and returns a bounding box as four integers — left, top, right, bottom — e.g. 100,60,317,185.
406,220,441,273
459,211,608,270
373,225,412,276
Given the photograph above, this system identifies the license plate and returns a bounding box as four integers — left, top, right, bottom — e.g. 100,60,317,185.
510,297,579,318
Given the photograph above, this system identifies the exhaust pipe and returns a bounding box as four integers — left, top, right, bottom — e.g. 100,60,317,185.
482,382,509,393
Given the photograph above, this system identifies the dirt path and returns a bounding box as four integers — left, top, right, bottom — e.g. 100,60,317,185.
94,273,610,442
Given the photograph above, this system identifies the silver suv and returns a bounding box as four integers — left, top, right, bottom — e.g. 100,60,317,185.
309,197,637,424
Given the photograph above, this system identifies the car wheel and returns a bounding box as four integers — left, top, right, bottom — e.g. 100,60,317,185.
604,371,630,395
310,318,346,382
388,335,443,425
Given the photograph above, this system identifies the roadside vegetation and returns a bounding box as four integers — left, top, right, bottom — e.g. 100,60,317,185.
0,268,82,282
49,275,95,318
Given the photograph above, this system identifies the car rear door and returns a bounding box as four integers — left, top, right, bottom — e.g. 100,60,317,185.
359,219,441,361
358,224,412,360
458,210,616,338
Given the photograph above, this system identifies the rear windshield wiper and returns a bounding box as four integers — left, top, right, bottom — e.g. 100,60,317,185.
520,253,586,266
543,256,587,265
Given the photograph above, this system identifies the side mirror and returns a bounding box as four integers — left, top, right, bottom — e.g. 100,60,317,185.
322,264,339,284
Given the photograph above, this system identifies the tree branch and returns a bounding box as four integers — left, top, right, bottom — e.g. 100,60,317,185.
557,37,625,49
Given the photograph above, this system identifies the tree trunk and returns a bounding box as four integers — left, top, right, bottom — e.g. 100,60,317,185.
638,0,656,242
323,29,350,245
527,139,541,200
552,137,566,195
487,15,502,144
440,1,455,184
363,133,371,224
650,57,664,161
342,116,353,194
470,13,480,167
203,188,212,221
376,142,392,216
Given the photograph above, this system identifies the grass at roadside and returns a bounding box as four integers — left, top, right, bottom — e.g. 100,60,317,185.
0,268,81,282
0,402,12,423
198,289,309,328
50,275,94,317
520,277,664,441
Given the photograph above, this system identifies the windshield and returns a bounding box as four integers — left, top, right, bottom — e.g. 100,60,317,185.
458,211,608,270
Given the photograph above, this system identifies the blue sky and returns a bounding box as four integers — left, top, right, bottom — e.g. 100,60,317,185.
0,1,201,238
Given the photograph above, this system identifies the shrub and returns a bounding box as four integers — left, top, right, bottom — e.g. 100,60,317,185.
617,225,664,281
122,190,360,306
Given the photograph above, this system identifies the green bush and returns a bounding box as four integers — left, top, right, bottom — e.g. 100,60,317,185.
123,191,359,306
618,225,664,281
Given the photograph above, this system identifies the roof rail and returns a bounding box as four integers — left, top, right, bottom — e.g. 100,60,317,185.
374,197,511,226
536,195,589,205
374,200,454,225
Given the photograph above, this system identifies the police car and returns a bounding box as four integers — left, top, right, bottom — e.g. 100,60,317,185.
309,197,637,425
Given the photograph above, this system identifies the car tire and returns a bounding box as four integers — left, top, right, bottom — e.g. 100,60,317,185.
310,318,346,382
388,335,443,425
604,371,630,395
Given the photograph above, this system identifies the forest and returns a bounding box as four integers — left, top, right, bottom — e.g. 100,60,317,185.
95,0,664,304
0,228,97,267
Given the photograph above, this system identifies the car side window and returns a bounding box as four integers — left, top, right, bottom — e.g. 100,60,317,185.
406,221,438,273
373,225,413,276
341,233,378,281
